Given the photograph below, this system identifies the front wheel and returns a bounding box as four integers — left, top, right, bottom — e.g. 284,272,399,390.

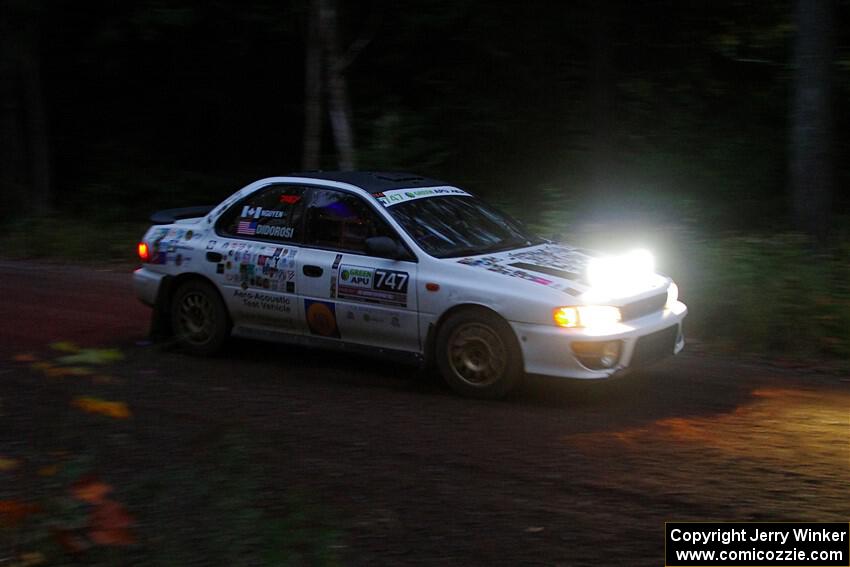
171,279,230,355
435,309,524,399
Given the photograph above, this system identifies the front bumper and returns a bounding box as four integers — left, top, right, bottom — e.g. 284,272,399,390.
510,301,687,379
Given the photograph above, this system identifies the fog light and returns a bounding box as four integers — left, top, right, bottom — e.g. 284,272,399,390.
571,340,622,370
600,341,621,368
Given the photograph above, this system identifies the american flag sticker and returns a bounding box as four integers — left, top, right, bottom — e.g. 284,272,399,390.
237,220,257,235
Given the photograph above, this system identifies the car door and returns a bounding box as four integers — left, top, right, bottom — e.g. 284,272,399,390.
296,187,420,353
210,183,308,335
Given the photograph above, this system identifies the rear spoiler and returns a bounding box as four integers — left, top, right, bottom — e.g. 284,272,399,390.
149,205,216,224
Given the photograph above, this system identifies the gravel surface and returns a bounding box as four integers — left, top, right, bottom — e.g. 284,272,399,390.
1,261,847,566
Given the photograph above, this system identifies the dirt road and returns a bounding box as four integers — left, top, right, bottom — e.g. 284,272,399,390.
1,261,847,565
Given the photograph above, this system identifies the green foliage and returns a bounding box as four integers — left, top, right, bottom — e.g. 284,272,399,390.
357,108,450,173
0,216,145,263
683,234,850,357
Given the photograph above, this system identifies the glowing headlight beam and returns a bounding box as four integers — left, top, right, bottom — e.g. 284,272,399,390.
586,249,658,299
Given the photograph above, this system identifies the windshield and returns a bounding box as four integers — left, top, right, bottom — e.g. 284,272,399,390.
383,195,543,258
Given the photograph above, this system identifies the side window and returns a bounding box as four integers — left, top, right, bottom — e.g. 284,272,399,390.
303,189,399,254
217,185,305,242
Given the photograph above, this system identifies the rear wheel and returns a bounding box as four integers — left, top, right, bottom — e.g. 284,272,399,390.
435,309,523,399
171,279,230,355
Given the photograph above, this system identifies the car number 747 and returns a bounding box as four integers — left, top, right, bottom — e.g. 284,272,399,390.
374,269,409,293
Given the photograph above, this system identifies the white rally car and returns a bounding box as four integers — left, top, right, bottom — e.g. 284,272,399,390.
134,172,687,398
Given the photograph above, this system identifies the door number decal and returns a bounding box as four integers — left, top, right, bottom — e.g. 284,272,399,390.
337,265,409,307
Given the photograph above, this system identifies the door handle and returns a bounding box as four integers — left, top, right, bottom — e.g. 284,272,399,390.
302,264,324,277
206,252,223,262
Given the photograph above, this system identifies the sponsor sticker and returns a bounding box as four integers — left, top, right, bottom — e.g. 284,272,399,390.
373,186,471,207
254,224,295,239
456,245,591,292
233,289,292,314
279,194,302,205
305,300,340,338
337,265,409,307
339,266,373,288
329,253,344,298
342,306,405,329
241,205,285,219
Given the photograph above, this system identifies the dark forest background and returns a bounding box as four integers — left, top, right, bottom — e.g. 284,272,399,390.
1,0,849,355
2,0,848,227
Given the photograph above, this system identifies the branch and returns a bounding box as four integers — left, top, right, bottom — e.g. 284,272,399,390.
335,9,382,73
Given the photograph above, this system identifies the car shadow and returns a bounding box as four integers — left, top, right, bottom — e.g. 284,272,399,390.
150,335,774,432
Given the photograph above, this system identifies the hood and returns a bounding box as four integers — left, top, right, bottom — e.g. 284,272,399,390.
451,243,593,297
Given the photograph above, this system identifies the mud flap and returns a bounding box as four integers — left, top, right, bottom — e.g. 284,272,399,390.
149,276,174,341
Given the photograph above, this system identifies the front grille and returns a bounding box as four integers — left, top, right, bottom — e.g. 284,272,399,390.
630,325,678,367
620,292,667,321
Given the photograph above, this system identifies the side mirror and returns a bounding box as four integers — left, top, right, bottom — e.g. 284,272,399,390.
365,236,404,259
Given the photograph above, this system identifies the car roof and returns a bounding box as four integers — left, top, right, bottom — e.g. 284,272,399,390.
287,171,450,194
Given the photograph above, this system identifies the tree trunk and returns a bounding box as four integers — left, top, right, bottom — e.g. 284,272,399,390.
20,22,51,215
0,3,50,216
302,0,323,170
789,0,834,242
320,0,355,171
0,5,25,214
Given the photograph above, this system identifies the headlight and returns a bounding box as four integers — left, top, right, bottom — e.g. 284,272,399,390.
553,305,622,329
666,282,679,309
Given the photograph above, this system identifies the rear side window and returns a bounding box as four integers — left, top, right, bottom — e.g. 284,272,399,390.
217,185,306,242
303,188,398,254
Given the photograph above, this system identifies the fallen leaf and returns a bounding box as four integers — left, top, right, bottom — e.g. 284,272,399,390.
67,366,93,376
12,353,38,363
0,500,41,526
58,348,123,366
89,500,136,546
50,341,80,353
45,366,93,378
52,528,90,554
72,397,131,419
70,477,113,504
37,464,60,477
30,361,54,372
15,551,47,566
0,456,20,471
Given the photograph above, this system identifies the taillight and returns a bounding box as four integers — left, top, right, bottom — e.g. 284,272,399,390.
138,242,150,262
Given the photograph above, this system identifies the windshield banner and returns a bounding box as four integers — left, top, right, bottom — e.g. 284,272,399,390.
373,186,471,207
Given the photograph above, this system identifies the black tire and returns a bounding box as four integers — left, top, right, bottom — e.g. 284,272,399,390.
435,309,524,399
170,279,230,355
